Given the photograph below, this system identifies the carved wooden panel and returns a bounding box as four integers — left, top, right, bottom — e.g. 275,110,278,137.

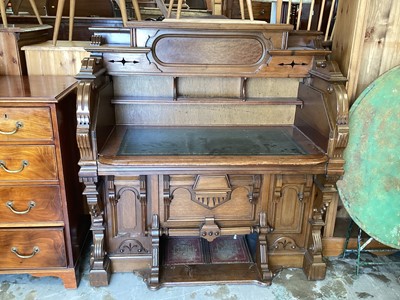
153,36,264,65
270,174,313,233
105,176,151,256
268,174,314,250
145,30,274,74
103,53,161,74
259,55,313,77
160,174,262,227
108,176,146,238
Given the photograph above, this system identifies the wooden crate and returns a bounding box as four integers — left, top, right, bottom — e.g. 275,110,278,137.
0,24,51,75
22,40,90,76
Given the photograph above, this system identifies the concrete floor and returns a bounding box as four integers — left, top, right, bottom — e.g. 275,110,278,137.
0,251,399,300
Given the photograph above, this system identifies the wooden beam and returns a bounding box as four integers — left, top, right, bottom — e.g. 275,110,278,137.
356,0,400,97
332,0,369,103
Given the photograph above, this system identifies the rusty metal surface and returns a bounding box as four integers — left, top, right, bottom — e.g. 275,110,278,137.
337,65,400,249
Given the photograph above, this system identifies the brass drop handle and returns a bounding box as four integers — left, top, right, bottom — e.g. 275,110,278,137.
11,246,40,259
0,121,23,135
6,201,36,214
0,160,29,173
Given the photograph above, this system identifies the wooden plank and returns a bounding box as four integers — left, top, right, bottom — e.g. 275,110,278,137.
323,237,395,257
331,0,369,103
379,0,400,74
356,0,400,97
0,32,22,75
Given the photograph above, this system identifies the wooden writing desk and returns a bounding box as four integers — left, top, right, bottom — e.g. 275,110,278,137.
76,20,348,288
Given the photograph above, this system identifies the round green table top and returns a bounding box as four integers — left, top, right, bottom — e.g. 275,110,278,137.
337,65,400,249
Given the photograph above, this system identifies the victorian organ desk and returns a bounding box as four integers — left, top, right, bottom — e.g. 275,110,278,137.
76,20,349,288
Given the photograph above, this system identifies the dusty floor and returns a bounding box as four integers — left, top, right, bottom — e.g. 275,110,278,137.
0,251,399,300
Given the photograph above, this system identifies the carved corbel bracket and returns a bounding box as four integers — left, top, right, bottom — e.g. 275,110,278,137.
302,207,326,280
273,175,283,202
308,209,324,254
147,214,161,289
87,177,111,286
76,56,106,79
257,212,273,282
248,175,261,204
314,175,340,238
76,81,96,163
326,83,349,175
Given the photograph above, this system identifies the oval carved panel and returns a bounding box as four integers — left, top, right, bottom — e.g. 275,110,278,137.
153,35,265,66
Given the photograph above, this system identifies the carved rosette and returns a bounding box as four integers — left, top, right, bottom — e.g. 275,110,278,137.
270,237,300,251
118,239,149,254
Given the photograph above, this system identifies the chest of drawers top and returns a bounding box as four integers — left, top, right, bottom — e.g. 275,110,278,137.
0,76,77,103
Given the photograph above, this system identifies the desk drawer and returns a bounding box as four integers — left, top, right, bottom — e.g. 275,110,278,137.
0,186,63,224
0,145,57,181
0,228,67,269
0,107,53,142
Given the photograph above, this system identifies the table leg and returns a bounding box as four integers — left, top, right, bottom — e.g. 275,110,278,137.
246,0,254,21
69,0,75,41
0,0,8,28
52,0,65,45
167,0,174,18
28,0,43,24
238,0,245,20
131,0,142,21
119,0,128,26
176,0,183,19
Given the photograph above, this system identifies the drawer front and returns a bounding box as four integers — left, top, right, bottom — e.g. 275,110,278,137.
0,107,53,142
0,145,57,181
0,186,63,224
0,228,67,268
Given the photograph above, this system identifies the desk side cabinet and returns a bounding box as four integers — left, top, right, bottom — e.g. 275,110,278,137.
0,76,89,288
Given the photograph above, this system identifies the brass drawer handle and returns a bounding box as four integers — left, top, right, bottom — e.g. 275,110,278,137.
0,160,29,173
11,246,40,259
0,121,23,135
6,200,36,214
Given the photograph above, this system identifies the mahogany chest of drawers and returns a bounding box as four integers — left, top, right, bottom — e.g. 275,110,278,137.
0,75,88,288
